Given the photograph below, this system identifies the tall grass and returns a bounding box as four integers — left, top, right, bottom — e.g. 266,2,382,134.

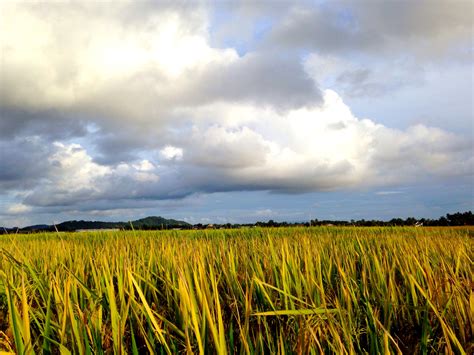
0,227,472,353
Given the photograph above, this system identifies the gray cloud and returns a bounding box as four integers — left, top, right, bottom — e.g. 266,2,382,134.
0,107,88,139
0,137,53,190
191,52,322,109
270,1,472,59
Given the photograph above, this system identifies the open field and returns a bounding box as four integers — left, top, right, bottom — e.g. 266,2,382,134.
0,227,472,354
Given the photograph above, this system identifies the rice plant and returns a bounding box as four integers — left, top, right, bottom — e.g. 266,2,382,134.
0,227,472,353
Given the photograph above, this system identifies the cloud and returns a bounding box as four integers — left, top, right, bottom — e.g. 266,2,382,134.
6,203,32,215
0,137,53,190
376,191,403,196
12,142,161,207
0,0,472,221
269,1,472,59
160,146,183,161
0,2,207,110
303,53,423,98
0,1,319,139
169,90,472,194
190,52,322,109
2,90,470,213
0,107,89,139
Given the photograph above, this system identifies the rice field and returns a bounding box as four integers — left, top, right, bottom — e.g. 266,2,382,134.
0,227,472,354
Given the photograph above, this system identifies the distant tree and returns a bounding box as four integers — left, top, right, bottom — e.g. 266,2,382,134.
447,211,474,226
438,217,449,226
389,218,404,226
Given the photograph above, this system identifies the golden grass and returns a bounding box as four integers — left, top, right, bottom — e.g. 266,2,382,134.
0,227,472,353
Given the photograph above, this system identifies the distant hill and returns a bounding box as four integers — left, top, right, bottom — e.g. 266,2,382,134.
56,220,124,231
1,216,190,233
22,224,50,231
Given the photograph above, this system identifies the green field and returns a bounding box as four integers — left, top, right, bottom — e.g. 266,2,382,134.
0,227,472,354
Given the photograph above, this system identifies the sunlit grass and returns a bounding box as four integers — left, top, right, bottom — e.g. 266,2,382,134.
0,227,472,353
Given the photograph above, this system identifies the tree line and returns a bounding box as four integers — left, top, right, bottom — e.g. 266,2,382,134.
2,211,472,234
193,211,474,229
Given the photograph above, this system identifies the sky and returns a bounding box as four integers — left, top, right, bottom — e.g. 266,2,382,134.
0,0,473,227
